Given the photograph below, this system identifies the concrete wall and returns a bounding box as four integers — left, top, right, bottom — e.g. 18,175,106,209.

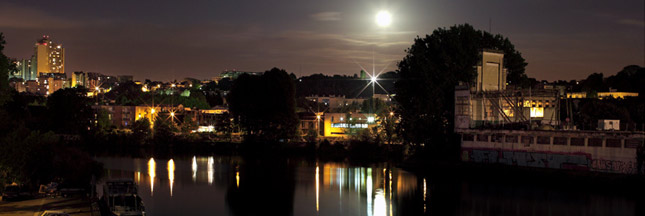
459,129,644,174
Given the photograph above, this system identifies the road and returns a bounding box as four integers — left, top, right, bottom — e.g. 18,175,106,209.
0,196,98,216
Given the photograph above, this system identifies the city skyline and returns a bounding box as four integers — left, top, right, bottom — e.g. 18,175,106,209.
1,0,643,81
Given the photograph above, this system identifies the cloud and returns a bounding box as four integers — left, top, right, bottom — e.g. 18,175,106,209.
310,12,341,21
617,19,645,28
277,30,413,48
0,3,84,29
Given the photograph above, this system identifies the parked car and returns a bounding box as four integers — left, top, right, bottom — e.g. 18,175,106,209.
2,184,34,201
2,185,20,201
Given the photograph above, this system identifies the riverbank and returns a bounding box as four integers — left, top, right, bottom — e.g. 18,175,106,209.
0,195,99,216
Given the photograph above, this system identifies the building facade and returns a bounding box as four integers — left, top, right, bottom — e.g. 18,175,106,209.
306,95,366,109
455,50,560,129
34,35,65,76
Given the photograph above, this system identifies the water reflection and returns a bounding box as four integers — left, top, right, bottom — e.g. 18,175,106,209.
235,170,239,188
168,159,174,197
147,158,155,196
374,189,386,216
191,156,197,182
316,165,319,213
207,156,214,185
96,156,640,216
423,178,426,213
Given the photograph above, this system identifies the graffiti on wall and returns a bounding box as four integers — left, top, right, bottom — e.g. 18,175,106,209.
591,159,637,174
462,148,637,174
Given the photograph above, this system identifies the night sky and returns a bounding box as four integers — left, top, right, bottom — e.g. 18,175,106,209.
1,0,643,81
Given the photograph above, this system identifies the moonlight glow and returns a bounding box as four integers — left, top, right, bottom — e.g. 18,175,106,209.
376,11,392,27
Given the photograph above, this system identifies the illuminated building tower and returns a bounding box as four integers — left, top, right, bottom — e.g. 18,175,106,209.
34,35,65,77
9,59,36,80
72,71,86,87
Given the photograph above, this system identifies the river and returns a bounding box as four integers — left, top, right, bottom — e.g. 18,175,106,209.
96,156,641,216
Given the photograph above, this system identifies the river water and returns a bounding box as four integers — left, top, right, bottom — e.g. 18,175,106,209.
96,156,641,216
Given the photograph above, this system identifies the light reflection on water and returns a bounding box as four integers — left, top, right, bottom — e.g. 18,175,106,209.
168,159,174,197
147,158,155,197
99,156,418,216
97,156,640,216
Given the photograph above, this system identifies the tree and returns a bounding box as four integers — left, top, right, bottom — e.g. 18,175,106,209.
395,24,527,150
131,117,151,143
95,108,113,133
46,87,92,135
105,81,143,105
228,68,299,142
153,117,176,143
576,99,632,130
360,98,388,114
180,114,198,133
0,33,12,106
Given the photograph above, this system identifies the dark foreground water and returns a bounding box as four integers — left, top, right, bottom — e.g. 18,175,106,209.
96,156,642,216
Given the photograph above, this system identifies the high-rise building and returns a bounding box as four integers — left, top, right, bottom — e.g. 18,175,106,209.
9,59,36,80
34,35,65,77
72,71,87,87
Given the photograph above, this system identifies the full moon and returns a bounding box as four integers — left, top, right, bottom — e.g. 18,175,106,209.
375,11,392,27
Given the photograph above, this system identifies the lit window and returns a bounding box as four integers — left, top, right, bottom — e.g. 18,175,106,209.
530,107,544,118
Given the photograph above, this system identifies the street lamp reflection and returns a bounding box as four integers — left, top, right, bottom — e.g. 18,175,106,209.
192,156,197,182
207,156,214,185
148,158,155,196
316,165,320,213
168,159,175,197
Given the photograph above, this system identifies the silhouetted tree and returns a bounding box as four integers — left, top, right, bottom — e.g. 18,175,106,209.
395,24,527,154
228,68,298,142
46,87,92,134
105,81,143,105
0,33,12,106
131,117,151,144
153,117,176,144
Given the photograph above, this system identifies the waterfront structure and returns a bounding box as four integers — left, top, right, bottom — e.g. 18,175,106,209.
455,50,645,175
459,129,644,174
322,112,378,138
454,50,560,129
